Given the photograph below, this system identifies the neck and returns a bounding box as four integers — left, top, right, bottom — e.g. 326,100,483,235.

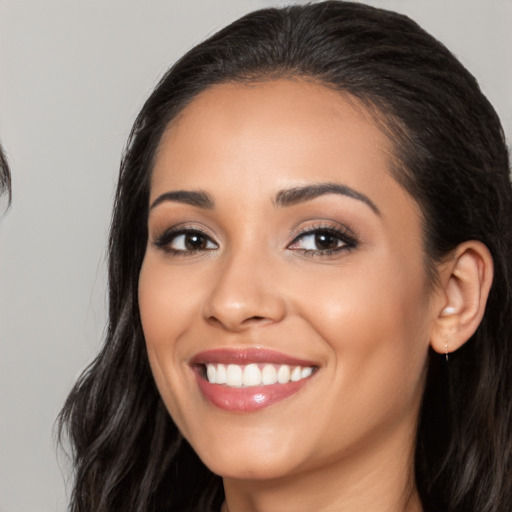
222,421,423,512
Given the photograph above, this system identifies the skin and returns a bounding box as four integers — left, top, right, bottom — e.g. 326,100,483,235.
139,79,449,512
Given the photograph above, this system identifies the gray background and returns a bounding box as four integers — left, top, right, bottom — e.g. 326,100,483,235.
0,1,510,510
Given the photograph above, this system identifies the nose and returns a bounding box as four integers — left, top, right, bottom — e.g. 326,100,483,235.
202,250,286,332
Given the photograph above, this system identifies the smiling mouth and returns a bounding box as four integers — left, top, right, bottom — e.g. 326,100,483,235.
191,349,319,412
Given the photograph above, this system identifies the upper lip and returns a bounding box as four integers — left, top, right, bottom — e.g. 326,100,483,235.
190,348,318,367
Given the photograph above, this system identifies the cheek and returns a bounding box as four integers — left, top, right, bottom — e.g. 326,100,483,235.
300,253,427,332
138,255,205,434
294,253,431,404
138,255,202,351
297,263,430,456
138,255,194,388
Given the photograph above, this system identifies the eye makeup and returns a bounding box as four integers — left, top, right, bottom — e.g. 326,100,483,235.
153,225,219,256
287,224,358,256
151,219,359,260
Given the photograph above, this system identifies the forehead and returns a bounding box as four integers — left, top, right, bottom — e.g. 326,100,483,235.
151,79,407,213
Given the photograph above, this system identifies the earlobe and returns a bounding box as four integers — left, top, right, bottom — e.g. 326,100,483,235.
430,241,494,356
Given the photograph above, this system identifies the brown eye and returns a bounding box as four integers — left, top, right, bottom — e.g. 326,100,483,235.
183,233,210,251
288,227,356,255
155,229,218,254
314,232,340,251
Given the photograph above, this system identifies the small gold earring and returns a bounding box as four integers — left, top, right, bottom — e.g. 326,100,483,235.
445,343,449,362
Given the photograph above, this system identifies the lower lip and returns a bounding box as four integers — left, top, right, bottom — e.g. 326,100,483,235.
195,372,312,412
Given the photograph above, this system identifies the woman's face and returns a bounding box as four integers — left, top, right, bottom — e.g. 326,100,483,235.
139,80,437,481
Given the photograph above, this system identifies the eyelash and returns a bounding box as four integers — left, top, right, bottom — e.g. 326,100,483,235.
154,227,218,256
153,225,357,257
288,225,357,256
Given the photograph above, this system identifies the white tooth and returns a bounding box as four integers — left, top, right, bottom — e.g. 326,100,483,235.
226,364,243,387
243,364,262,387
301,367,313,379
277,365,291,384
290,366,302,382
216,364,227,384
261,364,278,385
206,364,216,384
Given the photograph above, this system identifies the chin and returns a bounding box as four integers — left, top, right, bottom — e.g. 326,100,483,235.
189,428,307,481
205,456,297,482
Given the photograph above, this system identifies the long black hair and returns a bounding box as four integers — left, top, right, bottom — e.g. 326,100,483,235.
58,2,512,511
0,143,11,207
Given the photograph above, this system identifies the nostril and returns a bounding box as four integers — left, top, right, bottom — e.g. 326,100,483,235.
242,315,267,324
207,316,223,328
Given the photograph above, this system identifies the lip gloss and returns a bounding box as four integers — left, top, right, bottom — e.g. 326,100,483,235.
191,348,317,412
196,372,311,412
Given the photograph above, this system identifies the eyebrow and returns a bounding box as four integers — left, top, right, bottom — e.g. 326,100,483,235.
150,190,214,210
149,182,380,215
274,182,380,215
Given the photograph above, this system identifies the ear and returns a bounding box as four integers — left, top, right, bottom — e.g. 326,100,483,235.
430,241,494,356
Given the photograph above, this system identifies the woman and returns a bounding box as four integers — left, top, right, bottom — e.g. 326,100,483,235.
59,2,512,511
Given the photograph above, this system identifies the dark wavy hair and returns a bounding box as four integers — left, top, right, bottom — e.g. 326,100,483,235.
0,143,12,207
58,2,512,511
